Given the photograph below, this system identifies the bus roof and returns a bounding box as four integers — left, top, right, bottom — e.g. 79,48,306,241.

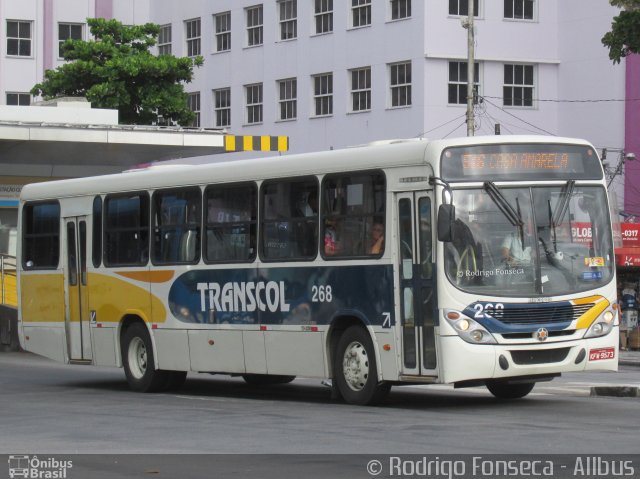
19,135,593,201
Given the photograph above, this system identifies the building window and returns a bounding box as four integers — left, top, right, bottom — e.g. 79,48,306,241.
448,61,480,105
214,88,231,127
214,12,231,52
351,0,371,28
313,73,333,116
278,0,297,40
449,0,479,16
350,67,371,112
58,23,82,58
6,92,30,106
246,5,263,47
314,0,333,34
504,0,534,20
503,64,534,107
245,83,263,124
185,18,201,57
391,0,411,20
390,61,411,107
277,78,297,121
158,24,172,55
187,92,201,127
7,20,32,56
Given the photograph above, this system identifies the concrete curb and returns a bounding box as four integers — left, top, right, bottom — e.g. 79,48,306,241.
590,386,640,397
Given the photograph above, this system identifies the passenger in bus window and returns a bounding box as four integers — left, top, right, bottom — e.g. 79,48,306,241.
324,218,340,255
368,221,384,255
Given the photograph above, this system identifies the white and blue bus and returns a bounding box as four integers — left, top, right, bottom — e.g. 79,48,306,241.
17,136,619,405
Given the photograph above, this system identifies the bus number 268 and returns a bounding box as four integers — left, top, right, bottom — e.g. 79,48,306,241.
311,285,333,303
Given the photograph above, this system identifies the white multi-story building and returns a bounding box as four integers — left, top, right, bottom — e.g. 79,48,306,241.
0,0,630,197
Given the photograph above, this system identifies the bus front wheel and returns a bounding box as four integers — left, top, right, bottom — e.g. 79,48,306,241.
334,326,391,405
121,322,169,393
486,380,535,399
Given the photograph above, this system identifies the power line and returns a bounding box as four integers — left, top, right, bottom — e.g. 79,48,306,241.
480,96,556,136
481,95,640,104
442,121,467,139
414,113,466,138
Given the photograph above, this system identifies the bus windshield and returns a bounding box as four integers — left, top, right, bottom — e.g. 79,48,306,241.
444,184,614,296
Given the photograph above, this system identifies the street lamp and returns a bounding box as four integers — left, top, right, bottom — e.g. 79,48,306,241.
607,150,635,188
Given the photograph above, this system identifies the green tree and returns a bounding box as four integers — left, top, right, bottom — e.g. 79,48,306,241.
31,18,203,125
602,0,640,63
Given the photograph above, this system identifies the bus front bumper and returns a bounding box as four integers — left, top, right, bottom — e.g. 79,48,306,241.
439,329,619,385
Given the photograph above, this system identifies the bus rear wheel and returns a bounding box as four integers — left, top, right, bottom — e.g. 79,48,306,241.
486,380,535,399
121,322,169,393
334,325,390,405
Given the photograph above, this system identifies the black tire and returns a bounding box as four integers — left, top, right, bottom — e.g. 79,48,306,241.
242,374,296,385
164,371,188,391
486,381,535,399
334,325,391,405
121,322,169,393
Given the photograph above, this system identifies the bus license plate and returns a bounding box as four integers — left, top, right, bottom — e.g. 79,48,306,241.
588,348,615,361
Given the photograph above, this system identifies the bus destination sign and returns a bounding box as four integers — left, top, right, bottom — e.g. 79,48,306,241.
441,143,604,182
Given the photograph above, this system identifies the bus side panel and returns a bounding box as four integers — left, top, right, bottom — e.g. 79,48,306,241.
188,329,245,373
243,330,267,374
153,329,191,371
20,273,65,323
91,326,118,367
20,273,66,361
373,330,401,381
22,326,66,363
264,330,326,377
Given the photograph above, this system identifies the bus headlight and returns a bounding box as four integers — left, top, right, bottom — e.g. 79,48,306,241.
584,309,615,339
444,310,496,345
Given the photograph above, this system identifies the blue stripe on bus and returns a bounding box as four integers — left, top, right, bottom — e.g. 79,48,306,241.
0,200,18,207
463,301,574,334
168,264,396,327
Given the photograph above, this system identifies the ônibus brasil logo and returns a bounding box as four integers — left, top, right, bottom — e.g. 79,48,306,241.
8,455,73,478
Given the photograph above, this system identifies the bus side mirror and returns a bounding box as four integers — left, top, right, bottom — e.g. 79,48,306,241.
437,204,455,242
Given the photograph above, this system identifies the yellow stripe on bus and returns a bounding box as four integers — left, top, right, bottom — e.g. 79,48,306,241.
116,270,175,283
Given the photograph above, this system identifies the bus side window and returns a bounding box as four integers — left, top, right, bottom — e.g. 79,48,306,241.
22,201,61,269
205,183,257,263
104,193,150,267
152,187,201,265
321,171,385,258
260,177,318,261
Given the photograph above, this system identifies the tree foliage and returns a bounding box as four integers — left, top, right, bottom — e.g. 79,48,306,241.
602,0,640,63
31,18,203,125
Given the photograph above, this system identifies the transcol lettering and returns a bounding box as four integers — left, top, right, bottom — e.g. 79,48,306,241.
197,281,291,313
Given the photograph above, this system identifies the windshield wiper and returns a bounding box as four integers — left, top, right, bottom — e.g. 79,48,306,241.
551,181,575,231
484,181,523,226
484,182,525,248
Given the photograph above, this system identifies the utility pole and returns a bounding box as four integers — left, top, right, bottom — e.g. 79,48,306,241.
465,0,475,136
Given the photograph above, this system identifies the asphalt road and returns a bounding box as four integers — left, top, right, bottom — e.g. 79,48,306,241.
1,352,639,478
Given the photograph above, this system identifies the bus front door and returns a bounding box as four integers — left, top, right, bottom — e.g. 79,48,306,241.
396,193,437,377
63,216,92,361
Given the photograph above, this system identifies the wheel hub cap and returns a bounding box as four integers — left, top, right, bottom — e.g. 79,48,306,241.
342,341,369,391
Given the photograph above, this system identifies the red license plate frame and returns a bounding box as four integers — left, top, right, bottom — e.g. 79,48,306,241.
588,347,615,361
